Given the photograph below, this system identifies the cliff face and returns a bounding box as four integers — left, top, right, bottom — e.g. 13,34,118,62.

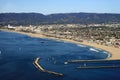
0,13,120,26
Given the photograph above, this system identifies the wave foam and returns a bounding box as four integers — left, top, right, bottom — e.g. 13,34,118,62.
77,44,86,47
89,48,99,52
103,51,111,58
107,53,111,58
103,51,108,54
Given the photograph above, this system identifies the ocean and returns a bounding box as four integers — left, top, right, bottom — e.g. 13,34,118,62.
0,31,120,80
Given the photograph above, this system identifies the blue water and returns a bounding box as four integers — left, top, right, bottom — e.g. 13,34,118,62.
0,31,120,80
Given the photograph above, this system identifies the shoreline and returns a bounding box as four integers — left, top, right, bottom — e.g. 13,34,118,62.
1,29,120,60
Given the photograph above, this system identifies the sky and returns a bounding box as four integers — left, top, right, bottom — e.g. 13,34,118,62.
0,0,120,14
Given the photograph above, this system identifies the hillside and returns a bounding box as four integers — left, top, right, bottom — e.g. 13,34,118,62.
0,13,120,26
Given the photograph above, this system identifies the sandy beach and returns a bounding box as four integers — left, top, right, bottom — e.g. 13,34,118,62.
1,29,120,60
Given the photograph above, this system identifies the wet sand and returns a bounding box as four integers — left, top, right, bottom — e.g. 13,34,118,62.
1,29,120,60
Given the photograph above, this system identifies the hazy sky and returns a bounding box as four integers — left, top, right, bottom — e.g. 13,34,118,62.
0,0,119,14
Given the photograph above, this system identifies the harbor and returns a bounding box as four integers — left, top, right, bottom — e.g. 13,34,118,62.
0,31,120,80
33,57,120,72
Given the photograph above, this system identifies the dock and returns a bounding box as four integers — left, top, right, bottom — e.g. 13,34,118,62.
77,65,120,69
33,57,63,76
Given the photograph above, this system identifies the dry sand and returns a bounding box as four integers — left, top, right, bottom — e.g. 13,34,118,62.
1,29,120,60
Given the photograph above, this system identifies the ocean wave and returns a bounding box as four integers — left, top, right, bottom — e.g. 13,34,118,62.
0,50,1,59
103,51,108,54
107,53,111,58
63,41,68,43
77,44,86,47
103,51,111,58
89,48,99,52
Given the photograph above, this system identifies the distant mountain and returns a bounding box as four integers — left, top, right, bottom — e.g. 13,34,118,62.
0,12,120,26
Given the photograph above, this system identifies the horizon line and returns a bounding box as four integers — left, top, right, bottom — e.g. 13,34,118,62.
0,12,120,15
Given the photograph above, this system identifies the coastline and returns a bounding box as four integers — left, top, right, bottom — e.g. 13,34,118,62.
1,29,120,60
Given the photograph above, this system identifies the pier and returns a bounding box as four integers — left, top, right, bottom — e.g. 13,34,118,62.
66,59,120,69
67,59,120,63
67,59,120,69
33,57,64,76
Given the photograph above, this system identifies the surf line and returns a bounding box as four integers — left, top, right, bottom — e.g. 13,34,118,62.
33,57,64,76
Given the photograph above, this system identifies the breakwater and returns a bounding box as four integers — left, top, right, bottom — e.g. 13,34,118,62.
67,59,120,63
77,65,120,69
33,57,64,76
